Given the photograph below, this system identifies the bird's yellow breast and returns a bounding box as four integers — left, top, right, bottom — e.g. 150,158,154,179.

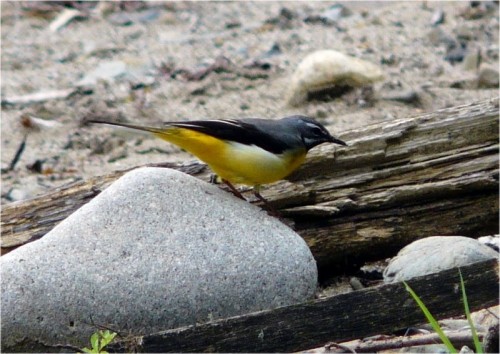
153,127,306,186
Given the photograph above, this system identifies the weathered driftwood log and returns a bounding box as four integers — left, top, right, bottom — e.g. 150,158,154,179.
107,259,499,353
2,99,499,275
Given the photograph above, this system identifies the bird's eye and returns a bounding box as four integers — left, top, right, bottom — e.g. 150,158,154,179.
311,127,323,136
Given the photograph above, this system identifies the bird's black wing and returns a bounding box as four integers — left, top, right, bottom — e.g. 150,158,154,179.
167,119,296,154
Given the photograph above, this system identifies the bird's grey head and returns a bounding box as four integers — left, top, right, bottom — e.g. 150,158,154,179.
284,115,347,150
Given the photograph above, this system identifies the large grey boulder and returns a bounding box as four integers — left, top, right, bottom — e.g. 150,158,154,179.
1,167,317,352
383,236,498,283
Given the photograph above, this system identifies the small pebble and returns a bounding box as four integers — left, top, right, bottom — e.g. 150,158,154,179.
431,9,445,27
444,41,467,64
477,64,499,88
478,235,499,252
462,48,482,71
349,277,364,291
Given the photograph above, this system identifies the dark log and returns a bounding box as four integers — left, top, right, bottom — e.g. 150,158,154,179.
107,259,499,353
2,99,499,275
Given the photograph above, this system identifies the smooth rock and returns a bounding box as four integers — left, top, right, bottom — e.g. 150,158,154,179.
478,235,499,252
287,50,384,106
459,346,474,354
431,9,445,27
462,48,481,71
383,236,498,283
1,167,317,352
4,187,32,202
381,88,421,105
477,64,499,88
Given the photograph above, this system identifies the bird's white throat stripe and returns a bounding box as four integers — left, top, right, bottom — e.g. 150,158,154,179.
305,121,321,130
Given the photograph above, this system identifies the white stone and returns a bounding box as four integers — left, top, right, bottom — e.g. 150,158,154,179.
287,50,384,106
1,167,317,351
383,236,498,283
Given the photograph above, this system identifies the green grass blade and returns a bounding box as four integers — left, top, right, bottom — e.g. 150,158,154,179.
459,269,483,354
403,281,458,353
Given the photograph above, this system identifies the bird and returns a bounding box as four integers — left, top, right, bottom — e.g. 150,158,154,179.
88,115,347,202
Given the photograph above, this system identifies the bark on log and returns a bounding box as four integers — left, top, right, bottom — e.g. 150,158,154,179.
2,99,499,275
106,259,499,353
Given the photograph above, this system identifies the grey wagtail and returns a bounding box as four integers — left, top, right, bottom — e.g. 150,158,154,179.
88,115,347,201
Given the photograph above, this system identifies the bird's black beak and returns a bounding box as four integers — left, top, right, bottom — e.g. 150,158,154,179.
330,136,348,146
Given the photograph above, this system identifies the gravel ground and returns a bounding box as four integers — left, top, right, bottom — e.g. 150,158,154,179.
1,2,498,351
1,1,498,203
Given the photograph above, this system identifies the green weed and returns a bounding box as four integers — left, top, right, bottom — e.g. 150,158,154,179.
82,330,117,353
403,268,483,353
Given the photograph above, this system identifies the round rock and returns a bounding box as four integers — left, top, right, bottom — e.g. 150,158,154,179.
287,49,384,106
1,167,317,351
477,64,499,88
383,236,498,283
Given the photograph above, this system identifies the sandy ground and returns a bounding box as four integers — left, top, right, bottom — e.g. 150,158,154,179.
1,1,498,203
1,2,498,350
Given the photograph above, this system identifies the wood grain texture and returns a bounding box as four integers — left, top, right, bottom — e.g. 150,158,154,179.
2,99,499,273
107,259,499,353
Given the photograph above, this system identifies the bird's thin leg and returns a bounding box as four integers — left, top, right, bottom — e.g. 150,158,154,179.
209,174,220,184
223,179,247,200
222,182,282,218
253,190,268,204
253,186,281,218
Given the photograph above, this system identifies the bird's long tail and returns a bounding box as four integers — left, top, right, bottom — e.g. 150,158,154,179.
87,119,167,135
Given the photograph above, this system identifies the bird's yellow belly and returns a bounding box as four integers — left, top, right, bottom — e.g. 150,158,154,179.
211,142,306,186
153,128,306,186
